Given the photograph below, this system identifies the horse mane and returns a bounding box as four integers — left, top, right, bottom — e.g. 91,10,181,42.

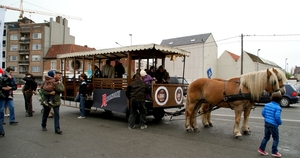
238,70,278,100
271,68,288,83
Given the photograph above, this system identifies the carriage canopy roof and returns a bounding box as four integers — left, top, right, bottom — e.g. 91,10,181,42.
56,43,190,60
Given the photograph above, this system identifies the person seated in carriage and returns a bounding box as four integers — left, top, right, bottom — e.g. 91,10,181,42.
155,65,170,84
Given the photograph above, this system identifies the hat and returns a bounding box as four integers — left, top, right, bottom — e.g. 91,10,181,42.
54,70,62,74
140,70,147,77
48,70,55,77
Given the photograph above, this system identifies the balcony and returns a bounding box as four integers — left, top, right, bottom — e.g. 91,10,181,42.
18,60,30,65
20,27,31,32
19,71,28,74
19,49,30,54
19,38,30,44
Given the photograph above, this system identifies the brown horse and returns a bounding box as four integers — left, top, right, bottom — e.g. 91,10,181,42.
200,68,287,136
185,69,280,138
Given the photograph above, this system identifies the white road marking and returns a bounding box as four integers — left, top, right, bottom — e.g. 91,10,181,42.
212,113,300,123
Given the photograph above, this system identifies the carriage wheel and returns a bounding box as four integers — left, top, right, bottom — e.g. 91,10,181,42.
153,109,165,120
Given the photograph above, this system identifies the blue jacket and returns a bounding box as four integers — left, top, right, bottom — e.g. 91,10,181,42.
262,101,282,126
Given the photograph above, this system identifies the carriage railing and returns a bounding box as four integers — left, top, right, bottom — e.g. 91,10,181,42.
93,78,128,90
62,77,128,101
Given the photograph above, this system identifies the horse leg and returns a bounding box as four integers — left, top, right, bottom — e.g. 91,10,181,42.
200,104,210,128
207,111,213,127
241,103,253,135
192,101,202,132
233,106,243,139
185,97,194,132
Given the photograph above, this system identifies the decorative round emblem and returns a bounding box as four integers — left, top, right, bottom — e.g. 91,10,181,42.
175,87,183,104
71,60,81,70
154,86,169,106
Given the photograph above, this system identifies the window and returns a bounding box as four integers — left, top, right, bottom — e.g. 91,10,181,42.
2,51,5,58
10,66,17,72
10,56,17,61
31,55,41,61
87,62,91,70
51,61,56,70
20,46,29,50
61,60,65,70
32,44,41,50
31,66,40,72
10,45,18,51
32,33,42,39
20,66,27,73
2,40,6,47
10,34,18,40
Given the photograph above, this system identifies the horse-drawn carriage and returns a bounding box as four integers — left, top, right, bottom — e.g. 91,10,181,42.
57,44,190,120
57,43,287,139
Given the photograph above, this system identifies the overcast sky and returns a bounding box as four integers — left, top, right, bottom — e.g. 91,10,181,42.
2,0,300,73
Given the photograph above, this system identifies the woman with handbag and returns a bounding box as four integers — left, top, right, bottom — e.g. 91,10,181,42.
75,73,88,119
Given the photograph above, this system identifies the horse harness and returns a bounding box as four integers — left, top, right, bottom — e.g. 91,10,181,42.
200,78,253,115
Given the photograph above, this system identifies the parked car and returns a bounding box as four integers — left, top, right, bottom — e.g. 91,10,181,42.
293,84,300,96
257,83,299,107
170,76,189,96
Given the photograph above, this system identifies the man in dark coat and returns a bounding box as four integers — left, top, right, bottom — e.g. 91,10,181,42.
22,73,37,117
114,59,125,78
125,73,150,129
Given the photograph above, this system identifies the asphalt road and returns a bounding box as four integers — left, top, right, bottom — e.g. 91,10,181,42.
0,93,300,158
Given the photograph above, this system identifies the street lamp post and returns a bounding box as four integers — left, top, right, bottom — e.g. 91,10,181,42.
257,49,260,71
129,34,132,45
285,58,288,73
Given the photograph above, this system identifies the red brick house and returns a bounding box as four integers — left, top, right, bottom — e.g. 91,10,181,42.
43,44,95,79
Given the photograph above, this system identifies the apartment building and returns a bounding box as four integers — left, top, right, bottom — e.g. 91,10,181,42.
3,16,75,82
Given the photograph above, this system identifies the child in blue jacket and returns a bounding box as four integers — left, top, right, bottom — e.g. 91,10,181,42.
258,92,282,157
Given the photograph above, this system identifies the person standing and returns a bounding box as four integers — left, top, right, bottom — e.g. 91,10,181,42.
155,65,170,84
22,73,38,117
258,92,282,157
94,65,102,78
101,59,115,78
41,70,65,134
76,73,88,119
125,73,150,129
114,59,125,78
132,69,141,79
42,71,58,106
147,66,156,78
0,67,18,125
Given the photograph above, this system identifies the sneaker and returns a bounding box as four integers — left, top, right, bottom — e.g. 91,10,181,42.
257,148,268,156
42,101,49,106
272,152,281,157
128,126,136,129
4,114,9,117
78,116,85,119
42,127,47,131
140,125,147,130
